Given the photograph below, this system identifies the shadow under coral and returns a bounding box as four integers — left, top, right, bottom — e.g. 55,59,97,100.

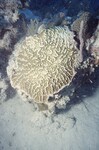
56,66,99,114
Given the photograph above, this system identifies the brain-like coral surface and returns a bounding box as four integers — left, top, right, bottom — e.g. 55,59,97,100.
7,26,79,104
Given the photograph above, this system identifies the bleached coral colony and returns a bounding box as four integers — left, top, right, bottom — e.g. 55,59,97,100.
7,25,80,110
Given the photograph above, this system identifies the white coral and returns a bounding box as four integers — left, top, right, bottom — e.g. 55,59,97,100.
7,25,79,111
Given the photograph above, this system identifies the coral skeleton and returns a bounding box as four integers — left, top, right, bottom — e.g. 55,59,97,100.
7,25,81,110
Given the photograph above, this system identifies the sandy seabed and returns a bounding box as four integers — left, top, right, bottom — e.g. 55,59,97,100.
0,86,99,150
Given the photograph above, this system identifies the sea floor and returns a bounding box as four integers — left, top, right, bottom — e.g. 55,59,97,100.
0,87,99,150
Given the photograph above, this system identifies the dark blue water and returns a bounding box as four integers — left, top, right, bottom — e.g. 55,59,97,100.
27,0,99,16
89,0,99,12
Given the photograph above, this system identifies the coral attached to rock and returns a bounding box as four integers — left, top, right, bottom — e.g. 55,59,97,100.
89,24,99,65
7,25,80,107
71,12,91,39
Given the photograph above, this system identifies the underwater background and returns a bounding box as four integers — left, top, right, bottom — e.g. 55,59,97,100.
0,0,99,150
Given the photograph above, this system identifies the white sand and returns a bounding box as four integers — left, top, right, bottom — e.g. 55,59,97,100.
0,87,99,150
